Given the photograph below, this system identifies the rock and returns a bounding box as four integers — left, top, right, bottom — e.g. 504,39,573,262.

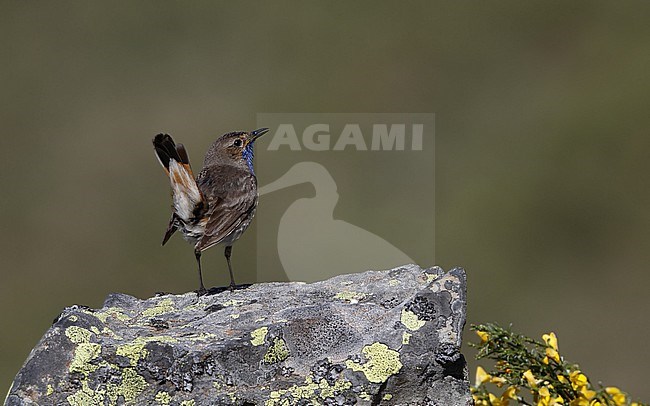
5,265,471,406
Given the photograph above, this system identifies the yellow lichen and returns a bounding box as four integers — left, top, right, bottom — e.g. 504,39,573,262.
345,342,403,384
155,391,172,405
251,327,268,346
180,400,196,406
109,368,148,403
116,336,177,366
383,393,393,400
66,380,105,406
69,343,102,374
142,298,175,318
334,291,366,302
400,309,426,331
65,326,93,344
425,272,438,283
46,384,54,396
263,338,289,364
91,307,131,323
230,314,240,319
183,303,205,312
117,342,148,366
265,376,351,406
402,332,412,345
222,299,242,307
87,325,117,337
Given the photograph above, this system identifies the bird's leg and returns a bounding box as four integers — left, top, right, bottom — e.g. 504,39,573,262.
224,245,237,290
195,249,207,295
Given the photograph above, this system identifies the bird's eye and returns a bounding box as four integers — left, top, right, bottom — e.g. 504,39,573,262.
233,139,243,147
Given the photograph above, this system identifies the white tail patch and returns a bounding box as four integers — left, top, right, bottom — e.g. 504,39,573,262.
168,160,203,222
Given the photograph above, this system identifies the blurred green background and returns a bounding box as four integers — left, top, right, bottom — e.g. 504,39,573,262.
2,1,649,401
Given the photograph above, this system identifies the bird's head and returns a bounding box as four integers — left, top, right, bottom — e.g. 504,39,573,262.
204,128,269,173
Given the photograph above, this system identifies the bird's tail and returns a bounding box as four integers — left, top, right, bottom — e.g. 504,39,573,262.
153,134,206,244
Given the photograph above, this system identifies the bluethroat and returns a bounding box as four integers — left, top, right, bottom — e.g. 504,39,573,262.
153,128,268,293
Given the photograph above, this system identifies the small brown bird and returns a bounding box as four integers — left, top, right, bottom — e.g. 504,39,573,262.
152,128,268,293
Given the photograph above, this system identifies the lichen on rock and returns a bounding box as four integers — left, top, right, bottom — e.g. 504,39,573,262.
5,265,471,405
263,337,290,364
250,326,268,346
345,342,403,383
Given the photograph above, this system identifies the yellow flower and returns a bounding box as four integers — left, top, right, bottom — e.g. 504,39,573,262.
569,371,588,391
502,386,518,400
472,394,489,406
580,388,596,400
476,330,489,344
537,386,564,406
605,387,626,405
545,347,561,363
491,375,507,387
489,393,501,405
523,369,538,388
538,386,551,405
542,332,559,350
475,366,491,387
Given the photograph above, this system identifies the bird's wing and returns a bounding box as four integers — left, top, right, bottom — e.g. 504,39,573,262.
195,165,258,251
153,134,206,230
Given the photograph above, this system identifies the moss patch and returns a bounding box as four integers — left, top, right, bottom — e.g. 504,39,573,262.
345,342,403,384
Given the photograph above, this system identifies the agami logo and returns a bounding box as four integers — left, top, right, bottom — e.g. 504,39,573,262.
266,123,425,151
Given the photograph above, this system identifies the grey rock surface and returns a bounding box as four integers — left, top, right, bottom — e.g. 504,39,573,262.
5,265,471,406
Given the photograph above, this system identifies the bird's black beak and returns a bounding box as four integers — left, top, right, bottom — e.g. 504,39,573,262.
250,128,269,142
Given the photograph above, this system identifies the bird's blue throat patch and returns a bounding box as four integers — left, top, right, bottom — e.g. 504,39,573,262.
242,143,255,174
